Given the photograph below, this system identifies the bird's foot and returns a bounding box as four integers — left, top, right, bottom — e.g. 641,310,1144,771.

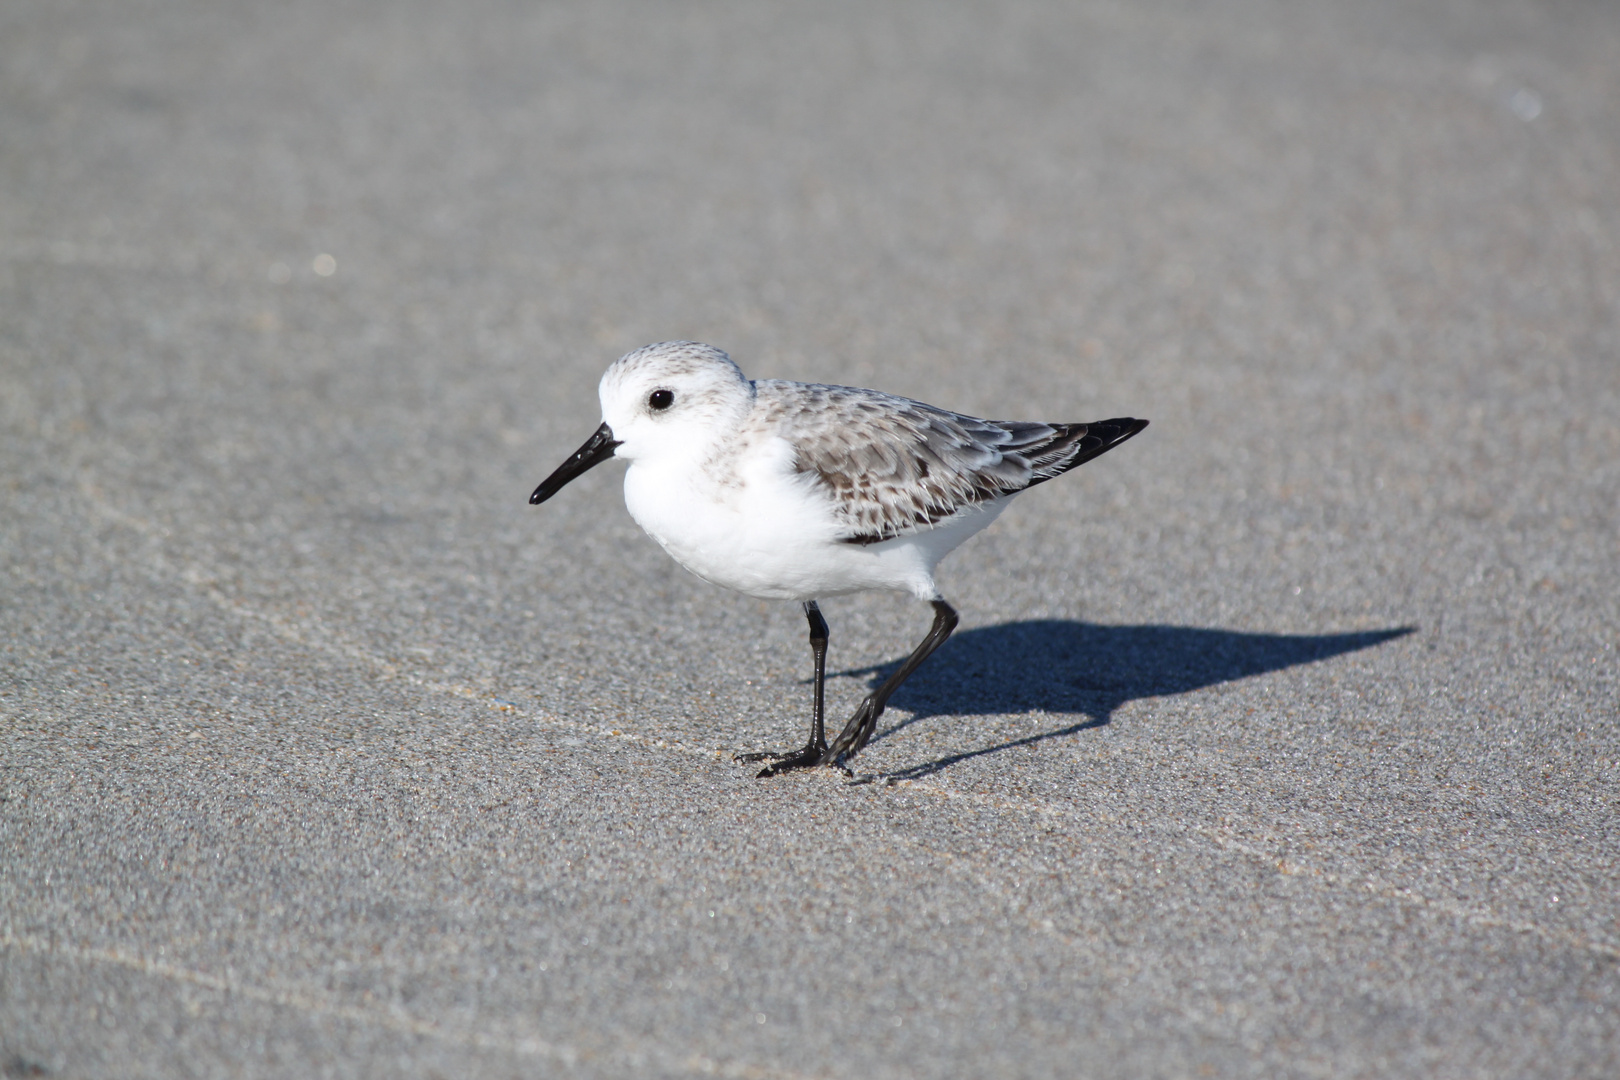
734,741,849,779
823,697,881,761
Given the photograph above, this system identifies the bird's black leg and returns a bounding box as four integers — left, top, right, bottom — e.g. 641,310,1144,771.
736,601,834,777
820,599,958,768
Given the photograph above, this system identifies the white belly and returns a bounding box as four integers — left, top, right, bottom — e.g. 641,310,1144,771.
620,441,1004,602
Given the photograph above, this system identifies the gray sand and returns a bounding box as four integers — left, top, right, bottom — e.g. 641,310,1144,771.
3,1,1617,1077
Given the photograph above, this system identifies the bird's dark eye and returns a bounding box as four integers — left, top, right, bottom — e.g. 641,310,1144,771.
648,389,674,411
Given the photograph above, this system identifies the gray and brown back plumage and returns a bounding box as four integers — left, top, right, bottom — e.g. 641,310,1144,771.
755,381,1148,545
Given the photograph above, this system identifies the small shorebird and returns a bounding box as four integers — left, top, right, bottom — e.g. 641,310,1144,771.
531,342,1146,777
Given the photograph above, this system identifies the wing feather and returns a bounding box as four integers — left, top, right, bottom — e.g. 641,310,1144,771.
756,381,1146,545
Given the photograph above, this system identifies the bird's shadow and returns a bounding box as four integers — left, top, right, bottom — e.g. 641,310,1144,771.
828,620,1413,781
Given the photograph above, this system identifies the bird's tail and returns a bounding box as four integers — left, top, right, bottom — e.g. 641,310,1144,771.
1017,417,1149,485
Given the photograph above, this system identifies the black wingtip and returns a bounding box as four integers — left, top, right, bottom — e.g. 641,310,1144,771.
992,415,1150,491
1099,417,1149,443
1058,416,1148,473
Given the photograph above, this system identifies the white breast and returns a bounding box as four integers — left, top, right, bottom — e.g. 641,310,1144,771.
620,433,991,602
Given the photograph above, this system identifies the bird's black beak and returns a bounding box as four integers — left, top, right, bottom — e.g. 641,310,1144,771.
530,422,621,505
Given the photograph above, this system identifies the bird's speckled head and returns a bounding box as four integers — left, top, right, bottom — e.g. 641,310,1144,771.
599,342,755,463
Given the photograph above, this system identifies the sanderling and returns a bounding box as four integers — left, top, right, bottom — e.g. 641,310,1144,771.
531,341,1147,777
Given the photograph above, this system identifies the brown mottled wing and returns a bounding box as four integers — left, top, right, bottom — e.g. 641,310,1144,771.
758,381,1147,545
